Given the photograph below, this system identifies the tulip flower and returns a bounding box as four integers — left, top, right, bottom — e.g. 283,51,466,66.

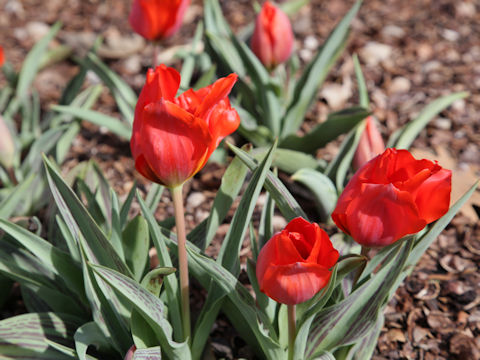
256,217,339,305
123,345,136,360
332,148,452,247
353,116,385,171
131,64,240,188
129,0,190,41
251,1,294,69
0,46,4,67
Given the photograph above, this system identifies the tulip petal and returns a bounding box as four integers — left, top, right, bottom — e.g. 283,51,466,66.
139,100,212,187
344,183,426,247
194,74,238,119
260,262,332,305
414,168,451,223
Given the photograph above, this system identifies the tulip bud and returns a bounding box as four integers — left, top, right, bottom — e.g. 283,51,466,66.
256,217,339,305
0,46,4,67
251,1,294,69
123,345,136,360
129,0,190,41
0,116,15,170
353,116,385,171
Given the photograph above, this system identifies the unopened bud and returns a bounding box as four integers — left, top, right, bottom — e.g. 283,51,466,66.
353,116,385,170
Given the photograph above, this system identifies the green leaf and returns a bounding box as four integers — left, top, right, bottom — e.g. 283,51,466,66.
282,1,361,137
133,347,162,359
74,322,113,360
345,315,383,360
324,121,365,191
0,173,35,218
122,216,150,281
389,92,468,149
52,105,132,139
187,247,285,360
305,239,411,358
192,142,277,357
280,106,369,154
43,155,132,276
0,218,85,302
91,264,191,360
16,22,62,99
136,192,183,342
140,267,176,297
228,143,307,221
0,312,83,359
292,168,337,221
82,52,136,122
202,146,250,249
353,54,369,108
273,148,322,174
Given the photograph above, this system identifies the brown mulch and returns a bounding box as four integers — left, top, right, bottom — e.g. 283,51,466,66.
1,0,479,358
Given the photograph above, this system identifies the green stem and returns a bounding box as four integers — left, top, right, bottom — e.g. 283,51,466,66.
287,304,296,360
171,185,191,343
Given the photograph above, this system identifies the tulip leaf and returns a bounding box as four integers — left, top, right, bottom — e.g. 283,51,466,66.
324,121,366,191
81,52,136,122
282,1,362,137
192,142,277,357
273,148,323,174
228,143,307,220
281,106,369,154
16,22,62,100
202,144,250,249
122,215,150,282
305,238,412,358
74,321,112,360
0,172,35,218
52,105,132,139
344,315,383,360
43,155,132,276
291,168,338,221
187,247,285,360
91,264,191,360
133,347,162,359
388,91,469,150
140,267,176,297
0,312,83,359
280,0,310,15
353,54,369,109
0,218,85,301
136,191,184,342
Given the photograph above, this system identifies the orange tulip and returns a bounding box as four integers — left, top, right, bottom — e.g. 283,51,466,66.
256,217,339,305
332,148,452,247
129,0,190,41
251,1,294,68
353,116,385,171
131,65,240,187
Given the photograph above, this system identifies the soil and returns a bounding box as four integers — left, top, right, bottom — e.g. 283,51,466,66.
1,0,479,359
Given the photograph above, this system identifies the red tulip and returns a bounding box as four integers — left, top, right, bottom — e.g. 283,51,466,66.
251,1,294,68
353,116,385,171
123,345,136,360
332,148,452,247
0,46,4,67
256,217,339,305
129,0,190,41
131,65,240,187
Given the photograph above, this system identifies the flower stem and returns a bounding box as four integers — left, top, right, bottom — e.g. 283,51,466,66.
287,304,296,360
353,245,370,287
152,41,160,70
171,185,191,343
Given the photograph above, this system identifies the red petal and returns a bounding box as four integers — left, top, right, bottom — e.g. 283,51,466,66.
414,168,451,223
138,99,212,187
260,262,332,305
194,74,238,119
344,183,426,247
